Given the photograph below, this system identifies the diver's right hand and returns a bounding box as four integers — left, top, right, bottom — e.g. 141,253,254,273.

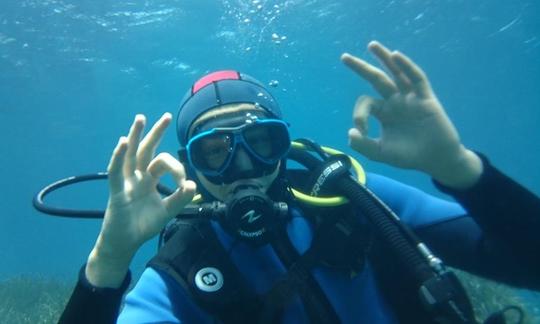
86,113,196,288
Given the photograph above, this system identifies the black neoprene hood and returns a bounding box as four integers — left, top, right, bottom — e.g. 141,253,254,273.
176,70,283,147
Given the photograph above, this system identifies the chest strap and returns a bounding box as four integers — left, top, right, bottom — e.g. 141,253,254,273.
261,228,340,324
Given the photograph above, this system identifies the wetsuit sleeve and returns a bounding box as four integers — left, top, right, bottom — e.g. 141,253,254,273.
366,154,540,289
423,154,540,288
58,264,131,324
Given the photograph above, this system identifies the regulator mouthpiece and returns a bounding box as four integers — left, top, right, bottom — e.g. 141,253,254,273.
222,185,287,246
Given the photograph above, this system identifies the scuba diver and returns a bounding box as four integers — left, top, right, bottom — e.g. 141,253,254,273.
55,41,540,323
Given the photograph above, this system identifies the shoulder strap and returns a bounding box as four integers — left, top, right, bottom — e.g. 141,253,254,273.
148,218,262,324
262,227,341,324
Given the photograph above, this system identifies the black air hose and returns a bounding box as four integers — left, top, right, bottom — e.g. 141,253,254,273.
288,146,476,323
288,148,433,281
336,176,434,281
33,173,174,218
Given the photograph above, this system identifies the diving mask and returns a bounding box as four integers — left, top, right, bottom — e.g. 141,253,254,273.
185,114,290,183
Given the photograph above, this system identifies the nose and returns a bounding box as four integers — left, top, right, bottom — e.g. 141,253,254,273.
232,145,254,172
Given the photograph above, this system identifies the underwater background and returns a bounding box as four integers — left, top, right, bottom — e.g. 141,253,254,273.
1,0,539,322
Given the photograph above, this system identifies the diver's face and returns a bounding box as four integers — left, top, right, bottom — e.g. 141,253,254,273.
196,161,280,201
189,104,282,201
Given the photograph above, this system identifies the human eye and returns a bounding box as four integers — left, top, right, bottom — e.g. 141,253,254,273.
201,136,231,169
245,128,272,157
206,144,228,157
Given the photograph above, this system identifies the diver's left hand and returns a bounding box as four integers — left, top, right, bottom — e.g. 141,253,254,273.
341,41,482,189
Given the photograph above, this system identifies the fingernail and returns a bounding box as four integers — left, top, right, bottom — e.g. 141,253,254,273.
368,40,379,49
135,114,146,123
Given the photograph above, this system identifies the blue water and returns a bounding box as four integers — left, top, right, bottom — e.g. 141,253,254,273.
1,0,539,300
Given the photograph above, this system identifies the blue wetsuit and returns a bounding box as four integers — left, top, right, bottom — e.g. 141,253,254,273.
59,156,540,323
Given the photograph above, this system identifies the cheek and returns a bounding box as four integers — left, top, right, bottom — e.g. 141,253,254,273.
262,163,281,191
195,171,229,201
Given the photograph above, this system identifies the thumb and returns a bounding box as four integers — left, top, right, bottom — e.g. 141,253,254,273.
348,128,381,161
164,180,197,216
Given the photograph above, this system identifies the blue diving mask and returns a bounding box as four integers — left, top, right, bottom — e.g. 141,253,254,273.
185,113,291,184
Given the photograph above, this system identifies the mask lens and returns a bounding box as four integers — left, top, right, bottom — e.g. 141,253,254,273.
244,121,290,162
189,132,233,173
